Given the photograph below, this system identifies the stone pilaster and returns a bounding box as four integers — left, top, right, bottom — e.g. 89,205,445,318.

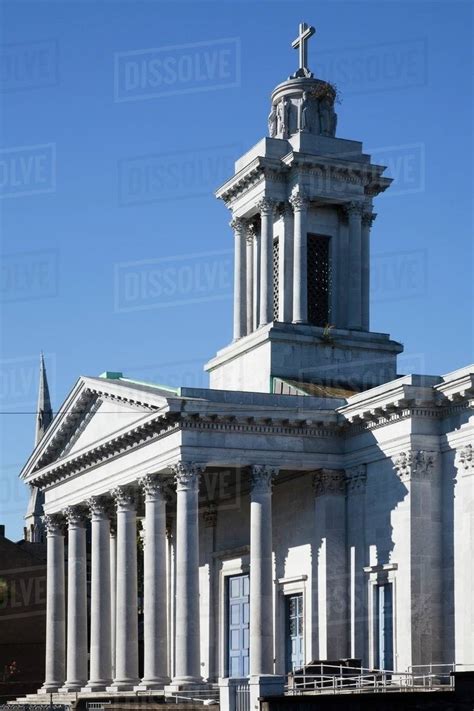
107,486,139,691
453,443,474,664
345,465,367,662
60,506,88,692
289,189,309,324
345,201,364,330
313,469,348,659
39,514,66,693
393,450,442,669
136,474,169,689
257,198,277,327
170,462,205,686
249,465,278,676
246,225,255,334
231,217,247,340
361,211,376,331
278,202,294,323
83,496,112,691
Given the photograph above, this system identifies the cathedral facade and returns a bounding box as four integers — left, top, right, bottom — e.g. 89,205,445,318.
20,23,473,702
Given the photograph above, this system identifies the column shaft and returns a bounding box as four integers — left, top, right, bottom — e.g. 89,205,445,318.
138,475,169,688
348,202,363,330
172,463,203,686
249,466,278,677
108,487,139,690
278,204,294,323
290,193,308,323
110,529,117,680
253,231,260,329
232,218,247,340
61,508,88,691
258,199,275,327
84,498,112,691
40,515,65,693
246,228,254,334
361,212,375,331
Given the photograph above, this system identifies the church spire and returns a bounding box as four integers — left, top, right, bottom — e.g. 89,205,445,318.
35,352,53,446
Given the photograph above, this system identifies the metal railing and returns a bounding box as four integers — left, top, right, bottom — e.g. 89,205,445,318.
235,680,250,711
285,663,456,696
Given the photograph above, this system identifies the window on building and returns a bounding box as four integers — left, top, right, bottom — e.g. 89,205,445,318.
285,593,304,673
307,234,331,327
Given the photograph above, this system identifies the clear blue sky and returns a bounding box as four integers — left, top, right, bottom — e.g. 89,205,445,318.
0,1,472,539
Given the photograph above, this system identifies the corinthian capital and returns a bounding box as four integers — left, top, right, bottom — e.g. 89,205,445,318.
63,505,87,527
230,216,246,233
256,197,278,216
250,465,278,493
313,469,346,497
345,464,367,492
344,201,364,218
111,485,136,511
362,211,377,227
172,462,205,491
87,495,111,520
457,444,473,475
289,188,308,212
42,513,65,536
393,450,438,483
139,473,165,501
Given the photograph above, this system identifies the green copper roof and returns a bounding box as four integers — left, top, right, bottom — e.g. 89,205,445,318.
99,371,123,379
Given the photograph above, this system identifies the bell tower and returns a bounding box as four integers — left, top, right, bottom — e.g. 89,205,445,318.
205,23,403,394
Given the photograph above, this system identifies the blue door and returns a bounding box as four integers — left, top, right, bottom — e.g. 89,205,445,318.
376,583,394,670
286,593,304,672
227,574,250,677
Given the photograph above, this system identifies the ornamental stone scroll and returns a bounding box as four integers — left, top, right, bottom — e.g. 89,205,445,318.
250,465,279,493
312,469,346,497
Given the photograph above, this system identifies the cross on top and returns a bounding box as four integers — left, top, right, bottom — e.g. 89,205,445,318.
291,22,315,77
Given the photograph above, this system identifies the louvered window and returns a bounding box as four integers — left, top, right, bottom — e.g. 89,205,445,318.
307,234,331,326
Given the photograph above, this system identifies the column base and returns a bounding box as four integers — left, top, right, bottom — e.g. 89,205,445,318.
249,675,285,711
38,683,63,694
59,682,87,692
165,680,207,695
81,681,113,692
134,677,169,691
106,680,140,692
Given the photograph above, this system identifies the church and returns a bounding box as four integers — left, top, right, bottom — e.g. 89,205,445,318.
18,22,473,706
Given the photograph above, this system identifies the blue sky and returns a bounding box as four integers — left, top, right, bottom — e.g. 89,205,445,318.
0,1,472,539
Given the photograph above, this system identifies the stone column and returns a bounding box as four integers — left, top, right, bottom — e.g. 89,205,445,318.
107,486,139,691
345,466,367,662
347,201,363,330
253,227,260,329
83,496,112,691
39,514,66,693
290,191,309,324
257,198,276,327
136,474,169,689
313,469,348,659
231,217,247,340
61,506,88,692
110,522,117,680
278,203,294,323
361,211,376,331
454,444,474,664
246,225,255,334
249,465,278,677
171,462,204,687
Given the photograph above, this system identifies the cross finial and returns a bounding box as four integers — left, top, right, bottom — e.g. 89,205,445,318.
291,22,315,78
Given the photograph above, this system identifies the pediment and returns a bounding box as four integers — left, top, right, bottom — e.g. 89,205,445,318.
20,375,177,483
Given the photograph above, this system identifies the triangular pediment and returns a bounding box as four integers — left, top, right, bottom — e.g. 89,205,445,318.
20,375,178,483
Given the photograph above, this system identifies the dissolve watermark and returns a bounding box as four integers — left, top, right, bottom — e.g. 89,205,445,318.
0,40,58,92
313,38,427,94
369,143,425,196
114,249,233,313
0,353,56,409
371,249,428,303
0,565,47,620
114,37,240,102
0,143,56,199
128,358,209,390
0,249,59,302
118,144,239,206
